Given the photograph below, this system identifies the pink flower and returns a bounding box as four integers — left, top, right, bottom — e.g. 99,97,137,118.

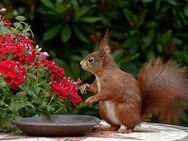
0,8,7,12
40,52,49,61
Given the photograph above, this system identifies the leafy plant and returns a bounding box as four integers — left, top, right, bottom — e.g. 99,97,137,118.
0,8,82,131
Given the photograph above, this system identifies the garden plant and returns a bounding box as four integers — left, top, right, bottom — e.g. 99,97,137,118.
0,8,82,131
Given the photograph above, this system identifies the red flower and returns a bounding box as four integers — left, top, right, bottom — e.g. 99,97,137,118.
19,48,37,65
0,14,81,106
0,60,26,89
14,33,33,45
50,79,81,106
0,37,3,42
0,15,12,27
71,92,82,106
42,60,65,80
4,20,12,27
0,33,37,65
50,81,64,96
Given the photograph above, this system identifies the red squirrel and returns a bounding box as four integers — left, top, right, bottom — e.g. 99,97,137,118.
79,30,188,133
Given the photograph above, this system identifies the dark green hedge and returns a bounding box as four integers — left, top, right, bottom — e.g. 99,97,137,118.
1,0,188,126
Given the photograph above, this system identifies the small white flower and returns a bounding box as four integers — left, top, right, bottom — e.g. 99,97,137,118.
0,8,7,12
37,48,42,52
35,45,39,49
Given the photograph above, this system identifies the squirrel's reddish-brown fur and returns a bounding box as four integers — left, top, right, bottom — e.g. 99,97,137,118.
79,30,188,133
139,58,188,124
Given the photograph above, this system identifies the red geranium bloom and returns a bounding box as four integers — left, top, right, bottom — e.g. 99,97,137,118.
0,60,26,89
4,20,12,27
0,33,37,65
0,14,82,106
42,60,65,80
0,15,12,27
71,91,82,106
50,79,81,106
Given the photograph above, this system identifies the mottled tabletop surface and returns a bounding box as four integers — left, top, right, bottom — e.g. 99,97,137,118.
0,121,188,141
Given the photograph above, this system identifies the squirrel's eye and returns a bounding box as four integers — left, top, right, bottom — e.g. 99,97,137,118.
88,57,94,63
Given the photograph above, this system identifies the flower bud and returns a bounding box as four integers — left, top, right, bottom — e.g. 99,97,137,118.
0,8,7,13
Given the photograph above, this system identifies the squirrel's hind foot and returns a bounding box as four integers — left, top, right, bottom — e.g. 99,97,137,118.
93,125,120,132
119,128,133,134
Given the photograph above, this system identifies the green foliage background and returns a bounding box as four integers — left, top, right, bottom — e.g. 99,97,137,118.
0,0,188,126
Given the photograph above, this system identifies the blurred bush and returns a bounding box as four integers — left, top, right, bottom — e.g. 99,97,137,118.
0,0,188,126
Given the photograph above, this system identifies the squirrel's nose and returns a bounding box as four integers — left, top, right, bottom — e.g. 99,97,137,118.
80,60,83,66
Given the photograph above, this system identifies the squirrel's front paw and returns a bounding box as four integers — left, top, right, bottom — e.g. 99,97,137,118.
79,83,89,94
85,96,96,107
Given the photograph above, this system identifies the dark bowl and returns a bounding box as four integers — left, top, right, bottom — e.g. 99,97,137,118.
12,115,100,136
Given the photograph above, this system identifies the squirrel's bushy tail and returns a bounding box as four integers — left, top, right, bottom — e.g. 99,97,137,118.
138,57,188,124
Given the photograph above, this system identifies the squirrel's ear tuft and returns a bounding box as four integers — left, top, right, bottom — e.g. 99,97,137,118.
99,29,111,54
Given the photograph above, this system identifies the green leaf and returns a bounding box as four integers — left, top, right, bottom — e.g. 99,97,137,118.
184,6,188,17
22,23,31,34
79,17,101,23
13,22,23,30
9,97,28,113
172,37,182,45
166,0,177,5
0,26,11,34
55,0,70,14
123,53,140,64
71,62,80,78
72,0,79,10
147,51,155,60
40,0,55,10
157,44,163,52
138,9,147,27
129,53,140,61
61,24,72,42
15,16,26,22
73,27,89,43
124,36,139,48
161,30,172,46
113,49,124,62
142,30,155,49
123,8,137,25
142,0,154,3
75,7,91,20
123,62,139,76
55,0,63,7
37,7,56,15
146,21,157,28
129,44,139,54
55,0,64,13
43,24,61,40
129,29,138,36
155,0,161,10
69,55,82,62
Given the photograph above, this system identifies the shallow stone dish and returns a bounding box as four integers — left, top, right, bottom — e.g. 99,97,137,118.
12,115,100,136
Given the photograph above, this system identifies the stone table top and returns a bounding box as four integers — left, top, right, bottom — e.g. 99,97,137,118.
0,122,188,141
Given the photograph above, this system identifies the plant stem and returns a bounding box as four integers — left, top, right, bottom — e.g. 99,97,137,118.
48,95,55,105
